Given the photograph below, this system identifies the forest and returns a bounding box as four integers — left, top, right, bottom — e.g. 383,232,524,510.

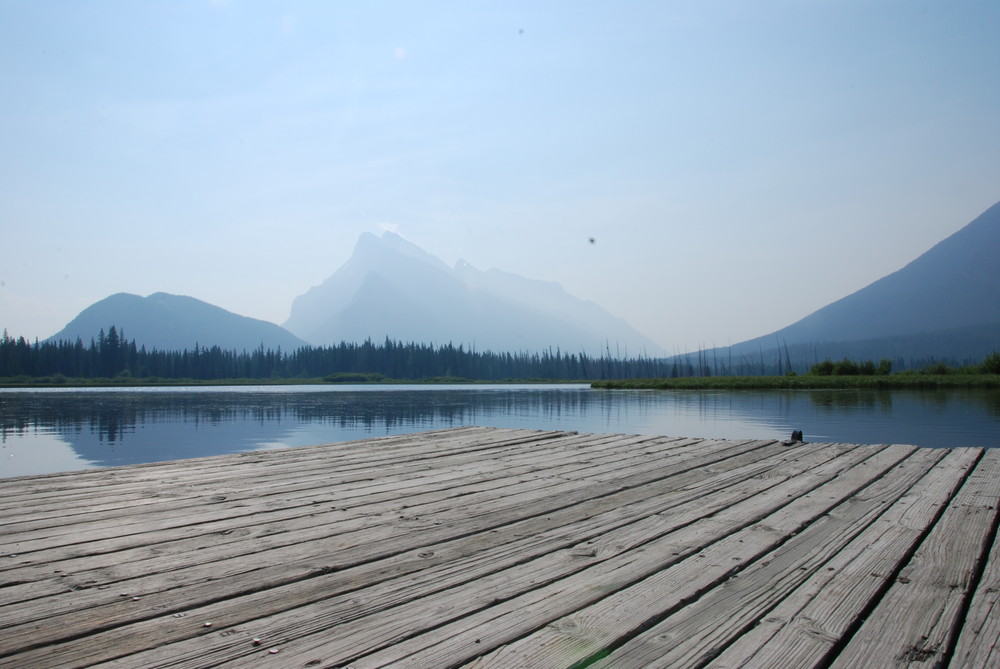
0,327,677,382
6,326,996,384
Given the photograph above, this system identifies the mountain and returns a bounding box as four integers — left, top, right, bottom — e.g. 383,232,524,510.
720,200,1000,369
48,292,308,352
284,232,665,356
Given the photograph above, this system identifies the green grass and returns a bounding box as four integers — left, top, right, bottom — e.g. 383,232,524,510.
591,374,1000,390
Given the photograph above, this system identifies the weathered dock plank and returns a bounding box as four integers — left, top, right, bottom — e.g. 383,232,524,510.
195,442,858,669
1,431,762,662
707,447,980,668
451,444,909,669
952,452,1000,667
831,447,1000,668
0,427,997,668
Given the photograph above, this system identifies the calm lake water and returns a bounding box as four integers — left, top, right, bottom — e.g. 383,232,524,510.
2,384,999,478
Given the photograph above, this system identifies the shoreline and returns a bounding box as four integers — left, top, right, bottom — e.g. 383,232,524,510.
592,374,1000,390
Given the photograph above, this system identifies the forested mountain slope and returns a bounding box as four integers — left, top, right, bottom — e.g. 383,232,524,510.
48,292,308,352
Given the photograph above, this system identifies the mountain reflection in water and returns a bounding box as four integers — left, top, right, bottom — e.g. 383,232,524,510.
2,385,999,477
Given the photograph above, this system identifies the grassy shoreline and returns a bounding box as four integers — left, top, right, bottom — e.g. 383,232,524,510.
591,374,1000,390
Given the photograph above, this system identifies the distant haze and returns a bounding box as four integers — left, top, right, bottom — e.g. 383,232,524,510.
46,232,667,356
48,292,308,352
284,232,664,355
45,203,1000,366
714,201,1000,369
2,3,999,351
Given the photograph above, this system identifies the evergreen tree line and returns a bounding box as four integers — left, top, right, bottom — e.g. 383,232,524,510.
0,327,678,381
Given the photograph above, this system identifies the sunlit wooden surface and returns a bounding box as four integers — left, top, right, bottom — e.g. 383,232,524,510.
2,426,998,668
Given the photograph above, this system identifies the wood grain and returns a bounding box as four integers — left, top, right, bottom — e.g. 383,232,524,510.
0,427,995,669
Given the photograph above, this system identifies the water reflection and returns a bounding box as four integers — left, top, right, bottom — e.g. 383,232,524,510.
809,390,896,412
2,385,999,477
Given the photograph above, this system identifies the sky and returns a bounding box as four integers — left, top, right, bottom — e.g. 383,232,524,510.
2,1,999,353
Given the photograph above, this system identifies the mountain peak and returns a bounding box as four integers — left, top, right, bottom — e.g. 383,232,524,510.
284,233,665,355
352,231,450,271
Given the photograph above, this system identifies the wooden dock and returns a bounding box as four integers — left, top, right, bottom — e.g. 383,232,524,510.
2,426,999,668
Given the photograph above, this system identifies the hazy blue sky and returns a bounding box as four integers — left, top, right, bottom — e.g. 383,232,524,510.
2,1,998,352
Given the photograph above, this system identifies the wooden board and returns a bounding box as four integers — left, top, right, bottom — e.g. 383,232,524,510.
0,427,996,669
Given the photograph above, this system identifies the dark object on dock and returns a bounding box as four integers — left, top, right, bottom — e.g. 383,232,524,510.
783,429,804,445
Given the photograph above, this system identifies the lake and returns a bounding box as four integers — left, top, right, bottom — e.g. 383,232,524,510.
2,384,999,478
